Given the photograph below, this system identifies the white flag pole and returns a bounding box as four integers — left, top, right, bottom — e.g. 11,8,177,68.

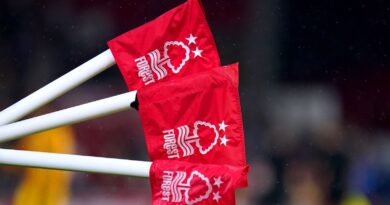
0,149,151,177
0,49,115,125
0,91,136,143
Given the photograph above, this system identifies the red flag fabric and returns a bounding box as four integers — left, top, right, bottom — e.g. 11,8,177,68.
107,0,220,91
150,160,249,205
137,63,246,167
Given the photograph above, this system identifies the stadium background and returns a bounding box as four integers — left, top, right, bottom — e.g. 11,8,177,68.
1,0,390,204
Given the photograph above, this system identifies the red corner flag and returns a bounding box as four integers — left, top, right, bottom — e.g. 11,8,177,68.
137,63,246,167
150,160,249,205
108,0,220,91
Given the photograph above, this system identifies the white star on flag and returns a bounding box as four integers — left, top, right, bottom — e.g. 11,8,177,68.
192,47,203,58
218,121,228,131
212,191,222,202
186,34,197,45
220,135,229,146
213,176,224,188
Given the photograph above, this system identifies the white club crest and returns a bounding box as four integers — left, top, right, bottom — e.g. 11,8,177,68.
163,120,229,159
166,171,214,205
135,34,204,86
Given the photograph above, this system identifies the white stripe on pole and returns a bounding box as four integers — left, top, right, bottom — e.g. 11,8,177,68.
0,149,151,177
0,49,115,125
0,91,136,143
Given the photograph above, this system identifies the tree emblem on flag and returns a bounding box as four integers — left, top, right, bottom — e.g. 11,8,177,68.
134,34,205,84
162,170,224,204
192,121,219,155
164,41,190,74
163,120,229,159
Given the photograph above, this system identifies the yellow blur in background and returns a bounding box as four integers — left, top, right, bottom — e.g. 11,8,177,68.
340,193,372,205
12,126,75,205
